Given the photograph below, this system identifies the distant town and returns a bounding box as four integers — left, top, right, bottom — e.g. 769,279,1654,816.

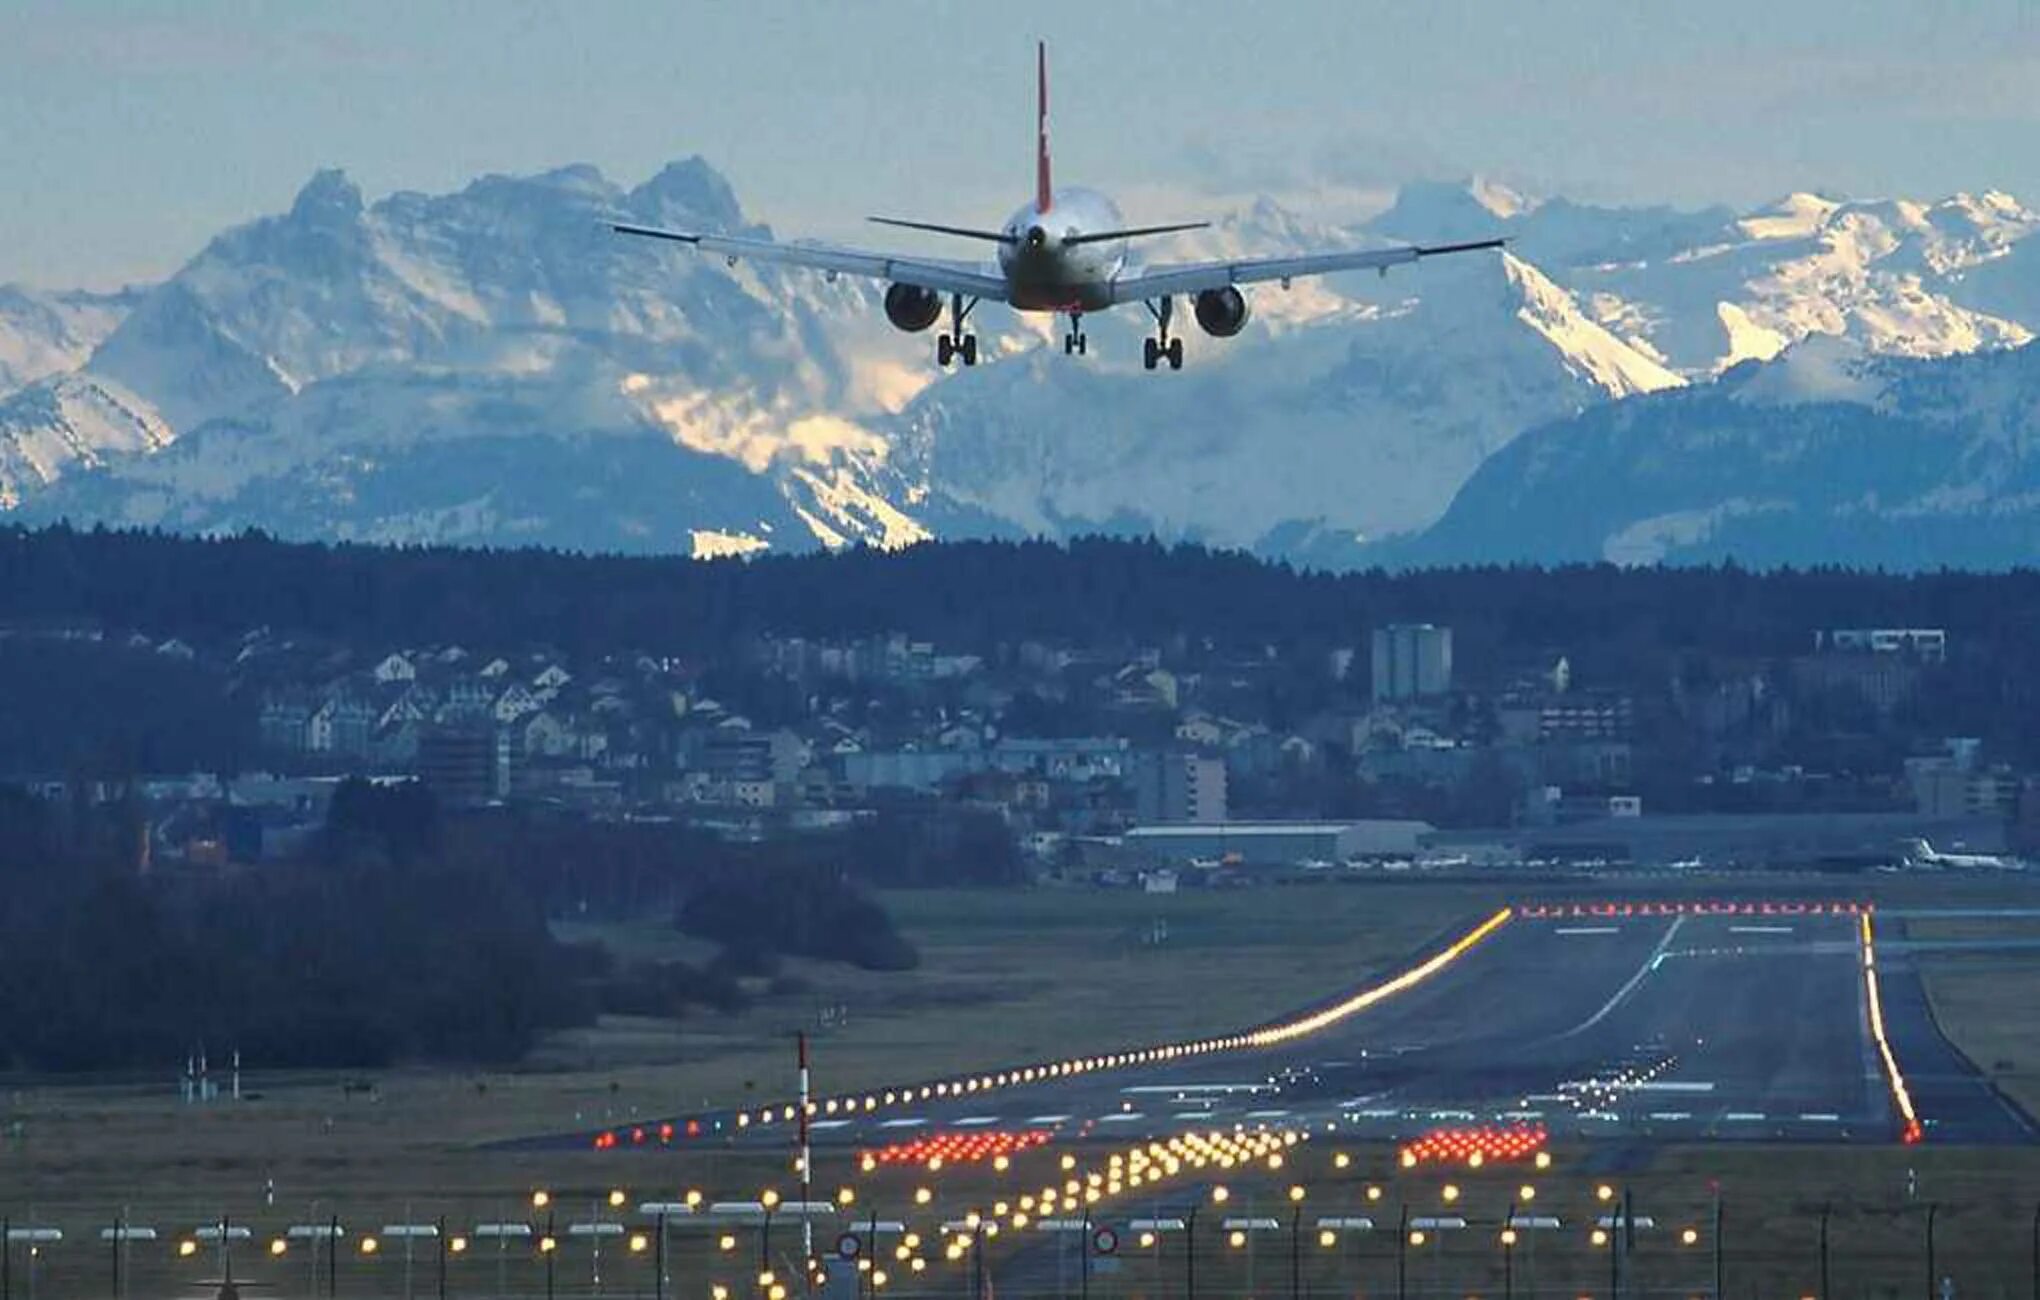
8,599,2026,883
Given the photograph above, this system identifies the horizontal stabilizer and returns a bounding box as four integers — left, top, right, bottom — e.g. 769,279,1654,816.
868,216,1018,244
1063,221,1210,246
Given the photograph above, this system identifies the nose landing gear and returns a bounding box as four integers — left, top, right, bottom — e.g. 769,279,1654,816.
1142,297,1184,371
937,293,980,367
1062,312,1088,356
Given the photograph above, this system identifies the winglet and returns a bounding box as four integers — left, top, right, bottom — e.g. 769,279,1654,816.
1036,41,1052,215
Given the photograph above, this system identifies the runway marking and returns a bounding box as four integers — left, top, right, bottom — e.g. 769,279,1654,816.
1555,926,1620,935
953,1116,998,1126
878,1117,926,1129
1244,1109,1291,1118
1098,1112,1145,1123
1633,1081,1714,1092
1026,1114,1072,1124
1558,917,1686,1039
1121,1083,1269,1095
1723,1111,1765,1122
810,1119,853,1131
1799,1112,1841,1122
1730,925,1794,934
1647,1111,1692,1121
1173,1111,1210,1120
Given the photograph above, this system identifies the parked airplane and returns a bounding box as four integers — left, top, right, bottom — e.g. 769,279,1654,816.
1900,837,2025,870
613,43,1504,371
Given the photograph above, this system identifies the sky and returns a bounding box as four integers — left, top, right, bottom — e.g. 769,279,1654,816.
4,0,2040,289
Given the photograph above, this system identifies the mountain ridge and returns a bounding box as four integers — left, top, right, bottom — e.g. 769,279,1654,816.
7,159,2040,565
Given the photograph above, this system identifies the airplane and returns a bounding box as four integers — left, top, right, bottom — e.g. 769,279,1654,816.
612,43,1505,371
1899,837,2024,871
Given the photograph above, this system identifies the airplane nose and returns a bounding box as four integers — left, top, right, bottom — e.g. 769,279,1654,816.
1026,225,1047,249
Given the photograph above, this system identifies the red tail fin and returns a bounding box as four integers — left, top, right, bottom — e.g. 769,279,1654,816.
1035,41,1052,214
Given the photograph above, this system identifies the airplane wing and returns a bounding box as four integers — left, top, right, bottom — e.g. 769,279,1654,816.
612,224,1007,299
1108,238,1506,303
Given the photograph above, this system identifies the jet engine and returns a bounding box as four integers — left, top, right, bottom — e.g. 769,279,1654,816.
884,283,943,333
1192,287,1250,338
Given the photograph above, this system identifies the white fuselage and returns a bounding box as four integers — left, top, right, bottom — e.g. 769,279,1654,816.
996,186,1126,312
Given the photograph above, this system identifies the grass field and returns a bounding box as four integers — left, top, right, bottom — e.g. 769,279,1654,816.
0,881,1499,1226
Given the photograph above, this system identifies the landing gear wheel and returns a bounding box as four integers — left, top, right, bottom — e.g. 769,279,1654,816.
1077,333,1088,356
1142,337,1160,371
1166,338,1184,371
937,294,980,369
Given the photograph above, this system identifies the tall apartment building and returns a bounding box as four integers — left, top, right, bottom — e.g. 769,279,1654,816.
1372,624,1454,702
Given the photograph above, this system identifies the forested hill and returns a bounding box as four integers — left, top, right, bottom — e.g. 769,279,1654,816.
9,525,2040,661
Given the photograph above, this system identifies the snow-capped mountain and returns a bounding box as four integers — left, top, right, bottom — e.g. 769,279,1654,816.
0,285,136,399
1398,334,2040,569
7,162,2040,563
1369,181,2040,376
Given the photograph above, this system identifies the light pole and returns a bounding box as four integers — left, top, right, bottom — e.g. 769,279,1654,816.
1184,1205,1196,1300
1713,1192,1724,1300
1080,1210,1092,1300
1288,1207,1301,1300
1396,1205,1407,1300
655,1210,668,1300
1924,1203,1937,1300
1818,1203,1830,1300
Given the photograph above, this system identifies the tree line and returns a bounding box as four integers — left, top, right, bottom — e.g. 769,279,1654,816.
10,523,2040,666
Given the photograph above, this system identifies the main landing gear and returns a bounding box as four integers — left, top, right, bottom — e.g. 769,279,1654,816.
1142,296,1184,371
1063,312,1088,356
937,293,979,367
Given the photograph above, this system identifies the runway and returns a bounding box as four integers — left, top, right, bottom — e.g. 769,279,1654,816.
536,902,2031,1155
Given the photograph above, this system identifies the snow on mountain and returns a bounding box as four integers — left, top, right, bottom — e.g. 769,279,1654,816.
1414,183,2040,376
0,286,137,398
1398,335,2040,569
4,159,938,550
887,243,1689,554
9,166,2040,566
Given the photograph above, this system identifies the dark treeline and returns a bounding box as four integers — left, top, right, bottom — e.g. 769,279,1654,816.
11,524,2040,665
0,778,1004,1071
0,783,596,1071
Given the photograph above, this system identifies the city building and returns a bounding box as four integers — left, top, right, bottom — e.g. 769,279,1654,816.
1814,628,1947,662
1124,819,1433,866
1133,753,1228,824
416,726,509,806
1372,624,1453,702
